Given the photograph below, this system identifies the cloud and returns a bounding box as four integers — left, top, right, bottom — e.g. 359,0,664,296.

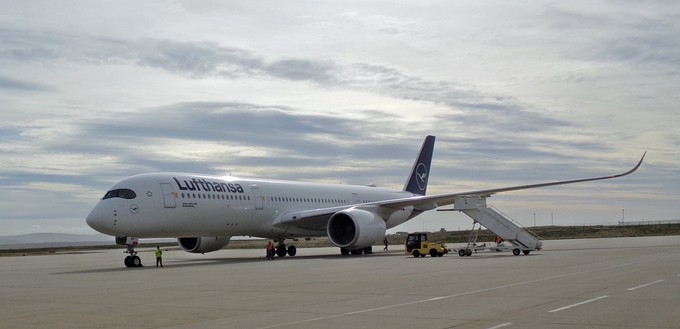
0,76,56,92
70,102,412,168
132,39,264,78
265,59,337,83
540,5,680,71
0,25,571,139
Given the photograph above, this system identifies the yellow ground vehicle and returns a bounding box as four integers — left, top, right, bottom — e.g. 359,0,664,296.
404,232,448,257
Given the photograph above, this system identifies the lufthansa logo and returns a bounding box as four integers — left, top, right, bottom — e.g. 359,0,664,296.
415,163,428,190
130,204,139,214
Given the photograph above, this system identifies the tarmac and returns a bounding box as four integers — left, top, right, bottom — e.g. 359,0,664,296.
1,236,680,329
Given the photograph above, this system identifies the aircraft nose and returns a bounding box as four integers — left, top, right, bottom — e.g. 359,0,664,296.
86,203,110,234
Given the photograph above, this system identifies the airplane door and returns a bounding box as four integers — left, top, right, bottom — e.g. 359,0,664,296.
352,193,360,204
160,182,176,208
251,186,264,210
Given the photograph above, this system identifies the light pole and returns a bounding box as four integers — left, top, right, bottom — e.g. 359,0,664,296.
533,213,536,227
622,209,625,224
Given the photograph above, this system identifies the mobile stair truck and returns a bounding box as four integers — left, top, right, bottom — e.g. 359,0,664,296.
446,195,542,257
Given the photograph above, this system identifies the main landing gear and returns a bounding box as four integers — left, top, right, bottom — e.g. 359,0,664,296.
117,236,142,268
275,240,297,257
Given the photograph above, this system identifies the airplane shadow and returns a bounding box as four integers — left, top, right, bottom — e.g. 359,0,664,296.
51,248,548,275
50,251,404,275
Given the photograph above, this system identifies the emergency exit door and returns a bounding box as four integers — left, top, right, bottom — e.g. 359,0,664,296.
160,182,176,208
252,186,264,210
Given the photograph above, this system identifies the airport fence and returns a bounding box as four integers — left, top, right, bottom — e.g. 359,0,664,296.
618,219,680,226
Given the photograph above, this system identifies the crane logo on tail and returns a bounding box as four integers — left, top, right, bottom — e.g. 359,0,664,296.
416,163,428,190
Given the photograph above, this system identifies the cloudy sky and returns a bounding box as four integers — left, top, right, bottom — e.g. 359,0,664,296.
1,1,678,237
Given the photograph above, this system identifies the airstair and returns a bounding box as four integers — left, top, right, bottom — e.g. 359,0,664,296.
452,195,542,255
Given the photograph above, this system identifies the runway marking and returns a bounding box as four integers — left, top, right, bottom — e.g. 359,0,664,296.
487,323,512,329
428,296,446,301
257,258,665,329
627,279,665,291
548,295,610,313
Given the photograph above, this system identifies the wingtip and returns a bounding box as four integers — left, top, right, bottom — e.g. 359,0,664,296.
637,151,647,167
625,151,646,176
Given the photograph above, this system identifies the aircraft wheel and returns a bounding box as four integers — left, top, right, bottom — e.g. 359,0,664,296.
287,245,297,256
513,248,521,256
465,249,473,257
523,250,531,255
131,255,142,267
458,249,466,257
340,248,350,256
429,249,438,257
363,246,372,254
350,249,363,255
276,246,287,257
412,250,420,258
124,256,132,267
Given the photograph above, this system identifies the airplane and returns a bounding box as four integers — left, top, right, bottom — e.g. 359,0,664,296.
86,136,646,267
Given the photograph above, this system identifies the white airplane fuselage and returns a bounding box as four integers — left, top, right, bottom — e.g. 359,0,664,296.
86,173,416,239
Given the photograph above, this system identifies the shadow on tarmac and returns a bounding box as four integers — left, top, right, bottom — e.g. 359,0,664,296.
51,248,544,275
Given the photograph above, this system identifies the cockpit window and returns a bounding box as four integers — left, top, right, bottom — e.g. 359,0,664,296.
103,189,137,200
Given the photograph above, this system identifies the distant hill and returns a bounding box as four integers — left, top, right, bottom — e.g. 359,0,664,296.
0,233,114,249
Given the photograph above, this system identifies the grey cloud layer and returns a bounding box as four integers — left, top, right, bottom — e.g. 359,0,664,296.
1,27,564,134
0,27,597,187
0,76,56,92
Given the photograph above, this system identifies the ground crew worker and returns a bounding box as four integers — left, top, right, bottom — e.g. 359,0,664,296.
383,237,389,251
266,241,275,260
155,246,163,267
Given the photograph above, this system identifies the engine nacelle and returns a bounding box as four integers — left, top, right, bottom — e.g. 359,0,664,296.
327,208,386,249
177,237,231,254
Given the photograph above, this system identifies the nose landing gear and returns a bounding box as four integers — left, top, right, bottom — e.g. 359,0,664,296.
117,236,143,268
124,245,142,268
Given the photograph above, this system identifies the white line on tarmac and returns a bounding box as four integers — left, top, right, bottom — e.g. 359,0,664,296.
428,296,446,301
548,295,610,313
627,279,665,291
257,257,667,329
487,323,512,329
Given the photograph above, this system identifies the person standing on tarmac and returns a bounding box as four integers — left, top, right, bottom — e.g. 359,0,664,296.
383,237,389,251
155,246,163,267
266,241,275,260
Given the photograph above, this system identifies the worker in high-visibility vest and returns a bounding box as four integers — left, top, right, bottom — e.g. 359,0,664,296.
155,246,163,267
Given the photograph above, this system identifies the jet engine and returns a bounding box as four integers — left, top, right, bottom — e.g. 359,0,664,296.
178,236,231,254
327,208,386,249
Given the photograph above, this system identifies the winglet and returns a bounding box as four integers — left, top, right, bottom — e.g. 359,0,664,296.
612,151,646,178
403,135,435,196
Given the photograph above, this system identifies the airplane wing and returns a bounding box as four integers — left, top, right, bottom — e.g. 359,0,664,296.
273,152,645,230
383,151,647,211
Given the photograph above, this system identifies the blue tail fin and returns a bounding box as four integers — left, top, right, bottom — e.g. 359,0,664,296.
403,135,435,196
